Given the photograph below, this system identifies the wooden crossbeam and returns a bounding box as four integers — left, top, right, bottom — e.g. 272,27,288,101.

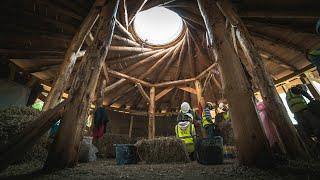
155,87,174,101
127,0,148,25
178,86,197,94
108,69,153,87
136,83,150,102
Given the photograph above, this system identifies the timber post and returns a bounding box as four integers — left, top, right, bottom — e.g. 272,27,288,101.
43,1,100,111
148,86,156,139
129,116,133,138
194,80,206,138
45,0,120,170
197,0,274,168
215,0,310,159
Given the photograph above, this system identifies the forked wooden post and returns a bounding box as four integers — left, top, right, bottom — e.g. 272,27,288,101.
45,0,120,170
148,87,156,139
197,0,274,168
215,0,310,160
43,1,100,111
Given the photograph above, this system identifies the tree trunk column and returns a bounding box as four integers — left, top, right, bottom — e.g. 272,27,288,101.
197,0,274,168
215,0,310,160
45,0,120,170
43,2,100,111
194,80,206,138
148,87,155,139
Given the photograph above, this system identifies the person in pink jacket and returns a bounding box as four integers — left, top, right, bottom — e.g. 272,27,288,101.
256,101,284,153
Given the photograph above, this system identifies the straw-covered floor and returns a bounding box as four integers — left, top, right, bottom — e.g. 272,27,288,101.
1,159,320,180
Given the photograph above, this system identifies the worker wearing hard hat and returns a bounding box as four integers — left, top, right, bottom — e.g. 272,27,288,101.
175,113,196,159
176,102,201,123
201,102,219,138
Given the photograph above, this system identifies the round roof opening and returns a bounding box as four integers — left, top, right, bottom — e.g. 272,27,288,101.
133,7,183,46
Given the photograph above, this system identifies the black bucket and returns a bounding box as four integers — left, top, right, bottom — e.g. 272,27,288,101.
114,144,138,165
196,136,224,165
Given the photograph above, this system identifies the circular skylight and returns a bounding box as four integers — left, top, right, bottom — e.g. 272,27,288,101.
133,7,183,45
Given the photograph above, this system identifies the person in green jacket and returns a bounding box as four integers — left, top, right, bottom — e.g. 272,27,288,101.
286,85,320,139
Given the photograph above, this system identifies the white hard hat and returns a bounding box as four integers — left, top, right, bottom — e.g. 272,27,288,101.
180,102,190,114
218,103,224,109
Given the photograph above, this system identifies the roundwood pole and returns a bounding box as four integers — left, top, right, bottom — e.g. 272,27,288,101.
45,0,119,170
43,2,100,111
216,0,310,160
195,80,206,138
148,87,156,139
197,0,274,168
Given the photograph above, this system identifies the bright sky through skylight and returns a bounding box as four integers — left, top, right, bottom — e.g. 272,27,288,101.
134,7,183,45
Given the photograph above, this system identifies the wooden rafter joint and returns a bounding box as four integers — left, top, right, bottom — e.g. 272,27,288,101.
135,83,150,102
155,87,174,101
178,86,197,94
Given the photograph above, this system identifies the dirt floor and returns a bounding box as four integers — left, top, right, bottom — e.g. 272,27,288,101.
1,159,320,180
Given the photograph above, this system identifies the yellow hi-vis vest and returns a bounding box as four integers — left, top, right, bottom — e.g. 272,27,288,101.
175,123,195,153
202,111,213,128
286,91,307,113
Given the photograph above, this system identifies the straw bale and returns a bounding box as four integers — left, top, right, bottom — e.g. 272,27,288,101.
0,106,48,164
135,137,190,164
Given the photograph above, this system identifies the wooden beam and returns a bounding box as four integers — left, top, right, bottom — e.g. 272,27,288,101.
109,46,152,52
127,0,148,25
154,78,196,88
258,49,297,71
178,86,197,95
107,49,161,65
115,19,135,41
102,64,110,83
155,87,174,101
45,0,119,170
216,0,310,159
142,0,177,11
104,78,127,93
118,0,129,29
251,31,305,54
198,0,274,167
275,64,314,84
113,34,141,47
148,87,156,139
108,69,153,87
105,106,178,116
43,2,100,111
136,83,150,102
128,116,133,138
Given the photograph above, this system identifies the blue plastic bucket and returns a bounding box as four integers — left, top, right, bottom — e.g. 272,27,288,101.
114,144,138,165
196,136,224,165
